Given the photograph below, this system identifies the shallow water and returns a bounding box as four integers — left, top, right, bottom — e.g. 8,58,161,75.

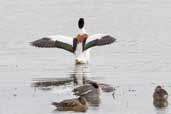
0,0,171,114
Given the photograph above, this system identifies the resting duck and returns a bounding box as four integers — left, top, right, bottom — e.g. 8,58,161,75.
73,81,101,106
153,86,169,108
31,18,116,64
52,96,88,112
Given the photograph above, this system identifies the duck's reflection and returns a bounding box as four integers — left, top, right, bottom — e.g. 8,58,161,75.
32,64,114,107
32,64,89,88
71,64,115,93
70,65,100,106
71,64,89,86
154,107,168,114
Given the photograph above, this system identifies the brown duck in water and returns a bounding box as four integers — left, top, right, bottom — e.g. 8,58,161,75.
52,96,88,112
73,81,101,106
153,86,168,108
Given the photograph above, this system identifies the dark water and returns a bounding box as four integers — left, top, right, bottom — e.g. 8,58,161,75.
0,0,171,114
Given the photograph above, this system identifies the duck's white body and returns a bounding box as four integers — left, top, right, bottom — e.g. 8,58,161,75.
75,28,90,64
31,18,116,64
75,43,90,64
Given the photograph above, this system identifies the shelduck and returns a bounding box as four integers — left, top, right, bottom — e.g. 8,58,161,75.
31,18,116,64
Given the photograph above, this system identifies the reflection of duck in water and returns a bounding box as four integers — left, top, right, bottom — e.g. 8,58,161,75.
71,64,115,92
71,64,89,85
73,81,102,106
71,65,100,105
52,96,88,112
31,18,116,64
32,64,114,94
153,86,168,108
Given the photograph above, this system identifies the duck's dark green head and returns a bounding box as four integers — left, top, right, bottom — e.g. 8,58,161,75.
78,18,84,29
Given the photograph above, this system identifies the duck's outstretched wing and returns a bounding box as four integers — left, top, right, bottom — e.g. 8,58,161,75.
83,34,116,51
30,35,74,53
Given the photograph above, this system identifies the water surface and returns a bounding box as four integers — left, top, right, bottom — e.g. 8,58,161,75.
0,0,171,114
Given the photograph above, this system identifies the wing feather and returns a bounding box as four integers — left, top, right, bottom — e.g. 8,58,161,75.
84,34,116,51
31,35,74,53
